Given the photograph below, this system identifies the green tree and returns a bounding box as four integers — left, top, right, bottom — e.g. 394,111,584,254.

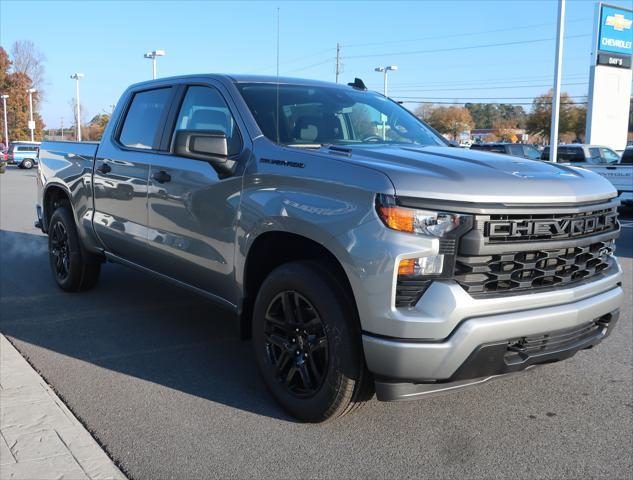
526,90,577,143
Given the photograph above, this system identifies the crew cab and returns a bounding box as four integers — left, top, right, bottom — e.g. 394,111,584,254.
36,75,623,422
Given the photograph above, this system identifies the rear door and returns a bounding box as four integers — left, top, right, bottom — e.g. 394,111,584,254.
144,82,248,303
93,86,175,263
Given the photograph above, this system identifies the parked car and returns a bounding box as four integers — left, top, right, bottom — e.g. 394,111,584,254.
7,141,41,169
620,146,633,164
541,145,631,206
36,75,623,422
470,142,541,160
540,144,620,163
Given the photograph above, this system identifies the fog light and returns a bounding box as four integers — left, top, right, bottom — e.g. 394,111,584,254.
398,255,444,277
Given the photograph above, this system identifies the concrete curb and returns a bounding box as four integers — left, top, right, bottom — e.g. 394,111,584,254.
0,334,126,480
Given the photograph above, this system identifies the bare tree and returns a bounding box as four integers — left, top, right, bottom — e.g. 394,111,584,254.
68,97,87,134
11,40,46,94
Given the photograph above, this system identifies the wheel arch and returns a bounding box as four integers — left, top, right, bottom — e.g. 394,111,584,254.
239,230,358,340
42,183,74,232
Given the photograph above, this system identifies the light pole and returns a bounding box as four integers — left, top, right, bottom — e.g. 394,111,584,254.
144,50,165,80
374,65,398,97
70,73,84,141
1,94,8,148
27,88,36,142
549,0,565,163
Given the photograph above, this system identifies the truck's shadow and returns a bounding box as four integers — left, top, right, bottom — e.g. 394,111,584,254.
0,229,292,421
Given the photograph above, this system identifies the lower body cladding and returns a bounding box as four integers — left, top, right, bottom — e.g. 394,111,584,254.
363,276,623,401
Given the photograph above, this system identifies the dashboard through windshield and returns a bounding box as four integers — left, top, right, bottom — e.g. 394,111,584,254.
236,82,446,148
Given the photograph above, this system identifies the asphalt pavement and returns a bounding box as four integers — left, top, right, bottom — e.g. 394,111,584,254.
1,166,632,479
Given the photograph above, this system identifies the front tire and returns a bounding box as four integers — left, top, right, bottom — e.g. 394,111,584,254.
48,206,101,292
252,261,372,422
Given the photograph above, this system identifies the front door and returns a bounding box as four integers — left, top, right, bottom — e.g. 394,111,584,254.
93,86,174,263
145,84,247,304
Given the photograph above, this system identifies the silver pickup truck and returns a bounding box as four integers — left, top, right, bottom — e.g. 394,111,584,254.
36,75,623,422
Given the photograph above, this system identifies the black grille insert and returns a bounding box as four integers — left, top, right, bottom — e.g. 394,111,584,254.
454,241,614,296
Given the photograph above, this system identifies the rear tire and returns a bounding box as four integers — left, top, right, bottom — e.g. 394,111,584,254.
48,206,101,292
252,260,372,422
22,159,34,169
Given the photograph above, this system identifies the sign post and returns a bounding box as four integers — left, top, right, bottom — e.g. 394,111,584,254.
586,3,633,151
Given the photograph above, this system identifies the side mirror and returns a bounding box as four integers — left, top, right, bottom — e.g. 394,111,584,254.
173,129,235,175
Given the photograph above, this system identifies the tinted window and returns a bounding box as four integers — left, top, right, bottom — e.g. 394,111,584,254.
621,148,633,164
119,88,172,150
589,147,602,163
508,145,523,156
470,144,490,150
174,86,242,156
541,147,550,160
558,147,585,163
17,146,37,152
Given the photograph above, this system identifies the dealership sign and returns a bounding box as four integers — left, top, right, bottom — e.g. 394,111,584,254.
598,5,633,55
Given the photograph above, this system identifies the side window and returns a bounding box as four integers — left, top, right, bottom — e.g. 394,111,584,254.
119,88,172,150
174,86,242,156
508,145,523,156
600,148,620,164
588,147,602,163
489,145,506,153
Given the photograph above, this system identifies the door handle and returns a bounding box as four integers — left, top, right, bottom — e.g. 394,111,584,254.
153,170,171,183
606,166,616,170
96,163,111,174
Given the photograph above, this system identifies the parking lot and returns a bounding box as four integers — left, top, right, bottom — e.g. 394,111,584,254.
1,166,631,479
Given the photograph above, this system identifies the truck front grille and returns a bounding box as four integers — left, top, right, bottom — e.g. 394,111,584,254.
454,240,614,296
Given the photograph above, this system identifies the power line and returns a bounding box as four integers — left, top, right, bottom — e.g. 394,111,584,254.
389,82,588,93
392,73,588,88
396,95,588,100
343,18,591,48
345,33,591,59
398,100,589,105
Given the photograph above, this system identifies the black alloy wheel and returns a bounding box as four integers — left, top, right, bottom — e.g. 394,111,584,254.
49,221,70,281
263,291,328,398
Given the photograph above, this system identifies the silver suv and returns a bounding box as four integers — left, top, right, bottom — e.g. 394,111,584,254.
8,141,40,169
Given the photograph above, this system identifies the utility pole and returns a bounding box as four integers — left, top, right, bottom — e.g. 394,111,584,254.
335,43,341,83
549,0,566,163
1,94,8,147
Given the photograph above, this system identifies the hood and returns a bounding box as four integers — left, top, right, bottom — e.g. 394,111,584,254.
339,145,617,204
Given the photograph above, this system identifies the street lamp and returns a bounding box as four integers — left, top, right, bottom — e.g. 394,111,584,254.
26,88,37,142
70,73,84,141
374,65,398,97
1,94,8,148
144,50,165,80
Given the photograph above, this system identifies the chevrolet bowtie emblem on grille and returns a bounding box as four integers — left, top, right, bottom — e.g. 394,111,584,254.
606,13,632,32
487,213,618,238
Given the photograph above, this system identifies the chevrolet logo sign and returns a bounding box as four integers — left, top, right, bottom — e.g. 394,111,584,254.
606,13,632,31
487,213,618,239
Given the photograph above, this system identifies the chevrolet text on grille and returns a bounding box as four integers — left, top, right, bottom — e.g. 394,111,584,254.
487,213,618,238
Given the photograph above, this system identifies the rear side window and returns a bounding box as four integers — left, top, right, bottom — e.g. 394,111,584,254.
119,88,172,150
589,148,602,162
470,144,489,150
17,146,37,152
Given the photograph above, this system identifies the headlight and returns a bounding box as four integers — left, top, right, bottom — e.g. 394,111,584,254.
376,194,468,237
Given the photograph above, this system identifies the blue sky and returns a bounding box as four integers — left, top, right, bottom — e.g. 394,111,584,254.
1,0,631,127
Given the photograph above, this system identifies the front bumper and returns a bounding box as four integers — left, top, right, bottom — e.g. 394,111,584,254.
364,284,623,400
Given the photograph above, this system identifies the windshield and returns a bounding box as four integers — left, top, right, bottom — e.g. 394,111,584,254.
237,82,447,148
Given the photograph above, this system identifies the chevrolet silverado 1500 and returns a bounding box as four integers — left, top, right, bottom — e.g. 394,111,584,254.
36,75,623,422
